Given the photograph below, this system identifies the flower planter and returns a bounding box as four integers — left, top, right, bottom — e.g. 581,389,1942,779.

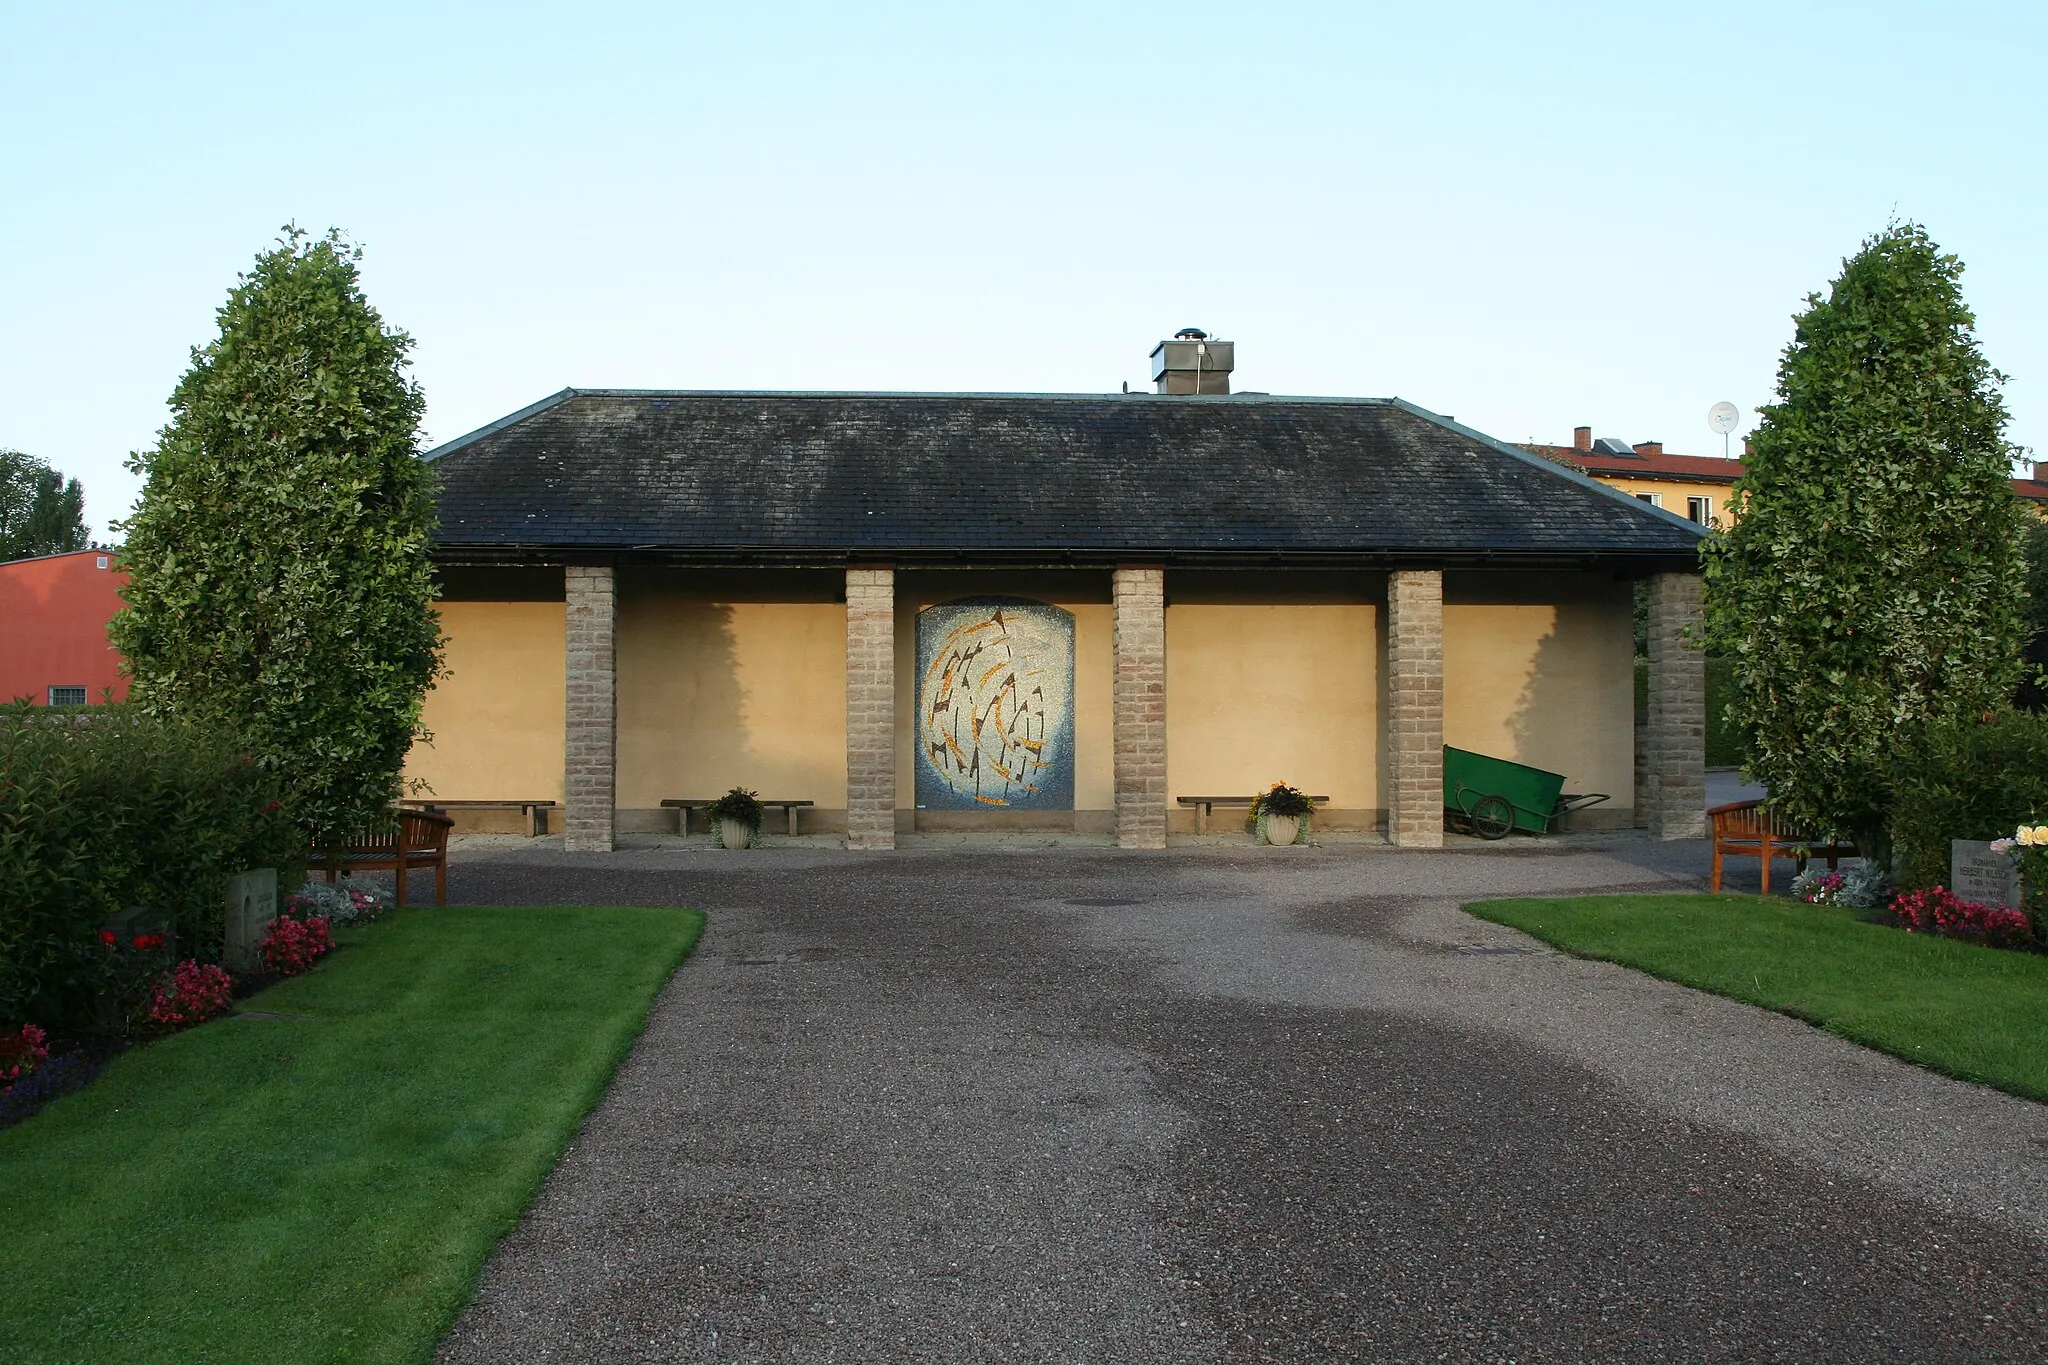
720,818,752,850
1264,814,1300,847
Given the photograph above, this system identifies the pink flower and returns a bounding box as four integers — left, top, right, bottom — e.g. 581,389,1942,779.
147,961,233,1031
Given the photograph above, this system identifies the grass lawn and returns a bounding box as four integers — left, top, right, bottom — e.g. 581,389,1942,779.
0,904,703,1364
1468,894,2048,1103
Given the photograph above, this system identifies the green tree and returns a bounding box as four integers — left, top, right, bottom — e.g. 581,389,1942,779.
111,227,445,844
2017,516,2048,710
0,449,89,560
1701,223,2028,857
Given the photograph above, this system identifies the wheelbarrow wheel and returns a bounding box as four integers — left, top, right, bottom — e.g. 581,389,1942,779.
1471,795,1515,840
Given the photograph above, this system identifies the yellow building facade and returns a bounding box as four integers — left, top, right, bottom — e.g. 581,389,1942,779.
419,377,1707,849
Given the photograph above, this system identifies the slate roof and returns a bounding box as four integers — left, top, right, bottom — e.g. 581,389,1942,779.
427,390,1706,568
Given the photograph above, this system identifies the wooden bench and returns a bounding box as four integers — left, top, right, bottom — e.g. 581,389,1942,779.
320,809,453,907
661,798,816,837
1176,795,1329,836
1708,799,1859,894
400,798,557,836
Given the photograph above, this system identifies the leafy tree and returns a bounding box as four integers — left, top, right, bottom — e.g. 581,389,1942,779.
111,227,444,845
2018,517,2048,710
0,448,89,560
1701,223,2027,858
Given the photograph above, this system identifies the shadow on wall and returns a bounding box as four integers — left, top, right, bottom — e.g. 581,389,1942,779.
1506,618,1565,770
1504,599,1631,825
616,590,749,815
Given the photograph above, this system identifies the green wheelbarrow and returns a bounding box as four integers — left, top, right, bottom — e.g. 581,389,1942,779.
1442,745,1610,840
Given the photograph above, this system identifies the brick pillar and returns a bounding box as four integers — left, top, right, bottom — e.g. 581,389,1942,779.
1644,572,1706,839
845,565,896,850
1386,569,1444,848
1113,566,1167,849
564,565,617,853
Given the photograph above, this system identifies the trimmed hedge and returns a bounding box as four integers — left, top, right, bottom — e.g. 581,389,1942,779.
0,704,302,1032
1887,710,2048,892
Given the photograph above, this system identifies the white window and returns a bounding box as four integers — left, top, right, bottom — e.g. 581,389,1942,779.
47,686,87,707
1634,492,1664,509
96,555,109,569
1687,495,1713,525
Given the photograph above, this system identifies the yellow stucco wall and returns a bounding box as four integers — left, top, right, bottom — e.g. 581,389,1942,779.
1166,603,1381,811
1443,573,1634,814
408,599,566,801
414,566,1638,831
895,572,1113,812
616,573,846,809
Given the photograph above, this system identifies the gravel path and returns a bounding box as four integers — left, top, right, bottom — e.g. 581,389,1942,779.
435,838,2048,1363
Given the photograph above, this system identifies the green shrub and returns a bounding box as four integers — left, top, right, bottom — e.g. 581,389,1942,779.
0,703,303,1032
1887,710,2048,891
705,786,764,828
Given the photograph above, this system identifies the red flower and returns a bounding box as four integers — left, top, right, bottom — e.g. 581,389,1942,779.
261,914,335,977
132,933,165,951
99,929,117,946
1,1024,50,1085
147,961,234,1031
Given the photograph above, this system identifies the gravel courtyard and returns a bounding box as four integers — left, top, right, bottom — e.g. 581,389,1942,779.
436,837,2048,1363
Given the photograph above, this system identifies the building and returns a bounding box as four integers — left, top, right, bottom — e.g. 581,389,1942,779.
1532,426,2048,525
411,337,1709,850
0,549,130,706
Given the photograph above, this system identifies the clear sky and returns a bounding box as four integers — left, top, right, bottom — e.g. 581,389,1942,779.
5,1,2043,541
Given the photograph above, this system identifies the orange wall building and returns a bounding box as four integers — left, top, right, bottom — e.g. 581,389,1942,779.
1526,426,2048,525
0,550,129,706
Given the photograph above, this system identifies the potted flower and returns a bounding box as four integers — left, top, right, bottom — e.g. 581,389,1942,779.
705,786,765,850
1250,782,1315,846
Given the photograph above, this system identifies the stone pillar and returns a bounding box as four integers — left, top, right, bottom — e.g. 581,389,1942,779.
1113,566,1167,849
564,565,617,852
1644,572,1706,839
1386,569,1444,848
845,565,896,850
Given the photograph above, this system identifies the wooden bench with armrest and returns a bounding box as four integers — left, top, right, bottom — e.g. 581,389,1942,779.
1708,799,1859,894
320,808,453,907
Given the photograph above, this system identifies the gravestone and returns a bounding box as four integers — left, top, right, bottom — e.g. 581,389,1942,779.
224,868,279,971
1950,840,2021,909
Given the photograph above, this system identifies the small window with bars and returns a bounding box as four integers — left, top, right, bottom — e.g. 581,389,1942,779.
1687,495,1713,525
47,686,87,707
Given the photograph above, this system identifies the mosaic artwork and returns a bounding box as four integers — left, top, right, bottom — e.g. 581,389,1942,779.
915,598,1074,811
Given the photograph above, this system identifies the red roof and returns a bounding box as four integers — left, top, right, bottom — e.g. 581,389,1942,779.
1527,444,1745,485
1531,444,2048,502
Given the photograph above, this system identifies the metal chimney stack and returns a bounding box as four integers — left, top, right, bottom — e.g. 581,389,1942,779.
1150,328,1234,395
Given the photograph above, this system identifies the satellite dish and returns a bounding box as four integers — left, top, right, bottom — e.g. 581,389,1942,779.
1707,402,1740,435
